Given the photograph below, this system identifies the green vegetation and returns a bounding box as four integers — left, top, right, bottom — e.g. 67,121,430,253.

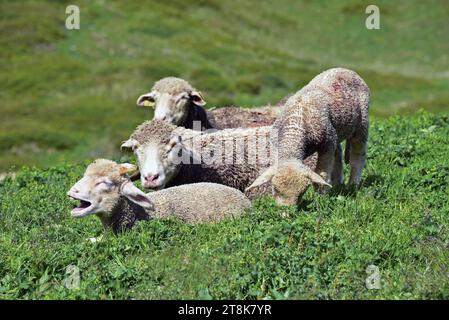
0,0,448,299
0,0,448,170
0,112,448,299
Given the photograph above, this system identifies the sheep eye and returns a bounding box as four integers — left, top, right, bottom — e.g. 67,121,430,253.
166,143,176,152
96,180,113,188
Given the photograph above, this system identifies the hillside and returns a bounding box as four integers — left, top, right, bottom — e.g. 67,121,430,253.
1,0,449,170
1,112,448,299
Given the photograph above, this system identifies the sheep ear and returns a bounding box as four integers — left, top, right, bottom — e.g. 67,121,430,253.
245,167,276,191
121,138,139,152
306,170,332,187
167,135,181,151
136,92,156,108
121,182,154,209
118,163,138,176
190,91,206,106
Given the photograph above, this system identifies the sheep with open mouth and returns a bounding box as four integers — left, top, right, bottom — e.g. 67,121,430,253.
67,159,251,233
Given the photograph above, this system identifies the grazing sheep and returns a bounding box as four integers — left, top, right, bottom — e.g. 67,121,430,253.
67,159,251,233
121,119,322,205
136,77,282,130
247,67,370,198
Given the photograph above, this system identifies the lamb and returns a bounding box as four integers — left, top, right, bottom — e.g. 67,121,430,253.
67,159,251,233
136,77,282,130
246,67,370,196
121,119,323,205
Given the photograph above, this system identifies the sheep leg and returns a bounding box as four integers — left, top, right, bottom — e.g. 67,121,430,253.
348,138,367,186
331,143,343,186
314,147,335,194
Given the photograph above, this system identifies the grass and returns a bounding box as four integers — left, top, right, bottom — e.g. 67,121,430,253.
0,111,448,299
0,0,448,299
0,0,448,170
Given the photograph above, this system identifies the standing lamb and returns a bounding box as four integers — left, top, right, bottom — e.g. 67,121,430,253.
67,159,251,233
121,119,324,205
136,77,283,130
247,67,370,196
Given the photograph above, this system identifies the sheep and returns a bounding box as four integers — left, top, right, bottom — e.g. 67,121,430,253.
126,67,369,205
136,77,282,130
246,67,370,197
67,159,251,233
121,119,322,205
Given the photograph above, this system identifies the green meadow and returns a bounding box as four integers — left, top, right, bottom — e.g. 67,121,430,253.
1,112,448,299
1,0,448,170
0,0,448,299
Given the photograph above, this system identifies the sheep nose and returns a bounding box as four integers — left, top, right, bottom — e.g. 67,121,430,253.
145,174,159,182
68,187,79,196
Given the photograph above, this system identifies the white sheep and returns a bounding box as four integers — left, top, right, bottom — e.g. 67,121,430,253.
125,68,369,206
67,159,251,233
247,67,370,195
136,77,283,130
121,120,322,205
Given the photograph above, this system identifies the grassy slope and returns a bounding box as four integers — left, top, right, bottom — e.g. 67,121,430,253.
0,111,448,299
0,0,448,170
0,0,448,299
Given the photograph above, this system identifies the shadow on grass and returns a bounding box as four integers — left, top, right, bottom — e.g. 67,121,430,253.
296,198,315,212
330,174,384,195
255,174,385,212
312,174,385,201
361,174,385,188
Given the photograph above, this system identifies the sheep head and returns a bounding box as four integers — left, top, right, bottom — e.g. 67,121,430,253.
122,120,195,190
246,159,331,206
67,159,153,219
136,77,206,126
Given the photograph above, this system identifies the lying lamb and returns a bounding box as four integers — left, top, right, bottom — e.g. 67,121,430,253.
121,119,323,205
67,159,251,233
247,67,370,195
136,77,283,130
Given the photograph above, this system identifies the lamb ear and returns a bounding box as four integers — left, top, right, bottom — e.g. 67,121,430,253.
167,135,181,151
121,138,139,152
190,91,206,106
136,91,156,108
245,167,276,191
118,163,138,176
306,170,332,187
120,181,154,209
